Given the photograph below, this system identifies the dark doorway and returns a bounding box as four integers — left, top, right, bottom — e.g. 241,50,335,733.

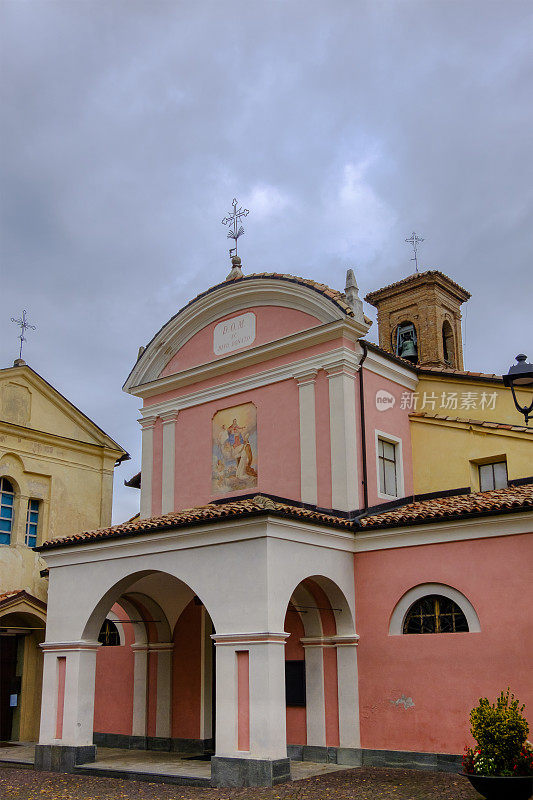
0,635,19,740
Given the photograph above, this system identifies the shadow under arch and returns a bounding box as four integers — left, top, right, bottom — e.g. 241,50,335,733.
81,569,217,642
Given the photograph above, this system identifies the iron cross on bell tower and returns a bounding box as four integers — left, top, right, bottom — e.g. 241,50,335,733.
222,198,249,259
405,231,424,273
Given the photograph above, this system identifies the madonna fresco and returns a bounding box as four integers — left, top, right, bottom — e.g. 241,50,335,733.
212,402,257,494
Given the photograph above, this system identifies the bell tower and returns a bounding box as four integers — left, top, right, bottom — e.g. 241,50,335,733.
365,270,470,369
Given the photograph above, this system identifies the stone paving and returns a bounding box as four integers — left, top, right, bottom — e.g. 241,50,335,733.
0,764,482,799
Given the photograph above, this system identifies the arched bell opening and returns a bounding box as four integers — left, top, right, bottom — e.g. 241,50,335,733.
283,576,359,757
394,321,418,363
442,320,456,367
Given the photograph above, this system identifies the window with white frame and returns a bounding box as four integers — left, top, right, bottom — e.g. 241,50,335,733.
378,438,398,497
0,477,15,545
479,461,508,491
25,499,40,548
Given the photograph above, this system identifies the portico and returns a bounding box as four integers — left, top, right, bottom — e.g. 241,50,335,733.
35,500,360,786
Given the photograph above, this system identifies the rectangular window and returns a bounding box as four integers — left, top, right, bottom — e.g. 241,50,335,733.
479,461,508,491
285,660,306,706
378,438,398,497
25,499,40,548
0,479,14,545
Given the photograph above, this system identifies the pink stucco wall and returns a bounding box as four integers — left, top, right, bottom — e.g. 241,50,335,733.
172,380,300,509
361,367,413,507
354,533,533,754
93,604,135,735
161,306,322,376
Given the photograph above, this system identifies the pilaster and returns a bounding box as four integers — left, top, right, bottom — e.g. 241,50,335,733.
160,411,179,514
294,370,318,505
138,415,157,519
325,360,359,511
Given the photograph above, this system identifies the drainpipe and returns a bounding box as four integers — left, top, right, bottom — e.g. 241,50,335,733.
358,340,369,511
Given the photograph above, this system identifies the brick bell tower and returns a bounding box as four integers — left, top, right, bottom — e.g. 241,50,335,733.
365,270,471,369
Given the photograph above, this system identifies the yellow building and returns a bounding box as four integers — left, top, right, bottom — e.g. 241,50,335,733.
365,271,532,497
0,359,127,742
411,369,532,494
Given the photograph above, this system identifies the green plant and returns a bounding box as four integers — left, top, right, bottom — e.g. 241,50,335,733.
468,688,530,775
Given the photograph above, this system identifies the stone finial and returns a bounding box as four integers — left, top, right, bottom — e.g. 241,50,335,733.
137,345,145,361
345,269,365,322
13,358,26,367
226,255,244,281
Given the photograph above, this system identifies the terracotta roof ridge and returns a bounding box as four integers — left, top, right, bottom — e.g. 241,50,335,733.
365,269,470,301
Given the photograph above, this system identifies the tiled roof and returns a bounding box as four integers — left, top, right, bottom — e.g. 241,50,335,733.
38,496,352,550
182,272,373,322
359,484,533,530
410,412,533,433
365,270,470,303
418,366,504,382
0,589,47,610
39,484,533,551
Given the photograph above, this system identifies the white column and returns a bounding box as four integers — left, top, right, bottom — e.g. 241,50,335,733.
325,361,359,511
160,411,179,514
130,644,148,737
213,632,289,760
301,641,326,746
39,642,100,747
334,636,361,748
151,643,173,738
294,371,318,505
138,415,157,519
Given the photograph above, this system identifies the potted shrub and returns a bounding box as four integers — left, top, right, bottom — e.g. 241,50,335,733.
462,689,533,800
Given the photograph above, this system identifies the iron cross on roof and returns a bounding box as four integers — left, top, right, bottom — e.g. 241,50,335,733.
10,309,36,360
222,198,249,258
405,231,424,272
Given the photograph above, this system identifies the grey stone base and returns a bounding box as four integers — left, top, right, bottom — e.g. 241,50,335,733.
211,756,291,787
34,744,96,773
93,732,213,754
288,744,460,774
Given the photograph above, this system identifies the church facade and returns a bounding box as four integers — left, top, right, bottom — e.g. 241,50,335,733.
34,258,533,787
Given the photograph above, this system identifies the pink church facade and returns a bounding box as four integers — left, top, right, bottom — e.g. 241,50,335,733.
35,267,533,786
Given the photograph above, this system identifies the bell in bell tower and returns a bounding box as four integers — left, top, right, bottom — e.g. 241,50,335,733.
365,270,471,370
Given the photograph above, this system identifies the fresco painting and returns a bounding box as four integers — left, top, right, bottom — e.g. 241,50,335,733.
212,402,258,494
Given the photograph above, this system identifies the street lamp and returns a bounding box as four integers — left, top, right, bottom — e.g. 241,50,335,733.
502,354,533,425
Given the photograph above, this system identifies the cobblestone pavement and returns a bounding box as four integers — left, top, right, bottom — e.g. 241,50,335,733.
0,766,482,799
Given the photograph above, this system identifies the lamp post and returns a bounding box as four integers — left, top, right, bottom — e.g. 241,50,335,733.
502,354,533,425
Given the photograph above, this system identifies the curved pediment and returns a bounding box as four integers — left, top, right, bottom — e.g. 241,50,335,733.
124,274,361,391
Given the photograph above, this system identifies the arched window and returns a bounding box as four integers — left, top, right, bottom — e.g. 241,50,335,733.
0,478,15,545
442,321,455,367
403,594,469,634
98,619,121,646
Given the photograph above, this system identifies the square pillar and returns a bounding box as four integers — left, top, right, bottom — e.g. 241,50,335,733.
211,632,291,787
325,361,359,511
301,640,326,747
334,636,361,755
130,643,148,740
35,641,100,772
138,415,156,519
152,643,173,739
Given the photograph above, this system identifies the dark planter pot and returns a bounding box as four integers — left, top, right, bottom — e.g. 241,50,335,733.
462,772,533,800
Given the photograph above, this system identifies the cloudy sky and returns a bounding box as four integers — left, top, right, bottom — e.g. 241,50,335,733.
1,0,531,523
